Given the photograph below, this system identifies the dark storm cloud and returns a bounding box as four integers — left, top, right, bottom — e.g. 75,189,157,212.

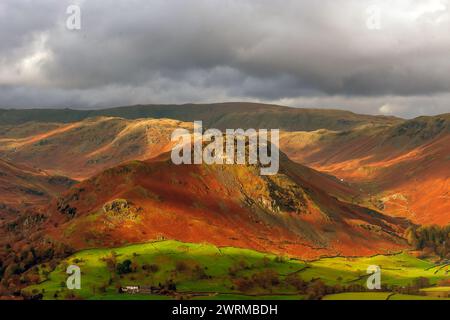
0,0,450,117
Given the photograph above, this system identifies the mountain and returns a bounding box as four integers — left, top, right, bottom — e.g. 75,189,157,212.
0,102,402,131
43,150,407,259
280,114,450,225
1,104,447,300
0,159,74,213
1,106,446,226
0,159,74,251
0,117,191,180
0,113,395,181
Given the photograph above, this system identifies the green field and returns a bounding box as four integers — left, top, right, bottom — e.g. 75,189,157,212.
323,292,449,300
323,292,393,300
300,253,448,286
23,240,449,300
421,286,450,292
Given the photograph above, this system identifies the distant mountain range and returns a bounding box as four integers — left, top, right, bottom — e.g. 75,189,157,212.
0,102,401,131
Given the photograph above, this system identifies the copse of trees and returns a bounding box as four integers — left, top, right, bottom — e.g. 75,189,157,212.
405,224,450,259
116,260,133,275
0,240,75,294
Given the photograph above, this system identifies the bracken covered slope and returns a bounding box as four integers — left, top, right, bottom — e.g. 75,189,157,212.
0,159,74,214
44,151,408,259
0,117,191,180
280,114,450,225
0,159,74,252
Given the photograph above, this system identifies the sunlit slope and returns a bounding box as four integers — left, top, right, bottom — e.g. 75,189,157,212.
0,117,191,180
43,150,407,259
280,114,450,225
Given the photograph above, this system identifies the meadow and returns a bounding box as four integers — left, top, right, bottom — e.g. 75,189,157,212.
23,240,449,300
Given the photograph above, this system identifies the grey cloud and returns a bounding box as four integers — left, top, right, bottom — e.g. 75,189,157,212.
1,0,450,117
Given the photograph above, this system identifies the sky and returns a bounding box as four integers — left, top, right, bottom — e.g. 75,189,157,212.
1,0,450,118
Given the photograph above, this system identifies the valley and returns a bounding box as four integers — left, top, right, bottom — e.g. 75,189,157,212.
22,240,450,300
0,103,448,300
280,114,450,225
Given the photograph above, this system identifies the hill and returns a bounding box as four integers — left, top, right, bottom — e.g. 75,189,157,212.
42,149,408,259
280,114,450,225
0,117,191,180
0,159,74,215
0,160,75,278
0,102,402,131
1,110,446,226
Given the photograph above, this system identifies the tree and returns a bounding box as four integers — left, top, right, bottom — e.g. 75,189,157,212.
413,277,430,289
405,226,418,247
306,280,327,300
116,260,133,275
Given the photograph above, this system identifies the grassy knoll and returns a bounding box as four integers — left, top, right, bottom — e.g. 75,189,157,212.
301,252,448,286
23,240,449,300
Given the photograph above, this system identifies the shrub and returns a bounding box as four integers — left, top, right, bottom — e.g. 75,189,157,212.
116,260,133,275
437,278,450,287
251,270,279,289
98,284,107,293
192,265,209,280
142,263,159,273
103,252,118,272
305,280,327,300
234,277,255,292
274,255,286,263
175,261,189,273
228,260,250,277
286,274,307,292
413,277,430,289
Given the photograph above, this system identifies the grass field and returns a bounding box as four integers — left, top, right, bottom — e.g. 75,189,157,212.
420,286,450,292
323,292,449,300
301,253,448,286
23,240,449,300
323,292,393,300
